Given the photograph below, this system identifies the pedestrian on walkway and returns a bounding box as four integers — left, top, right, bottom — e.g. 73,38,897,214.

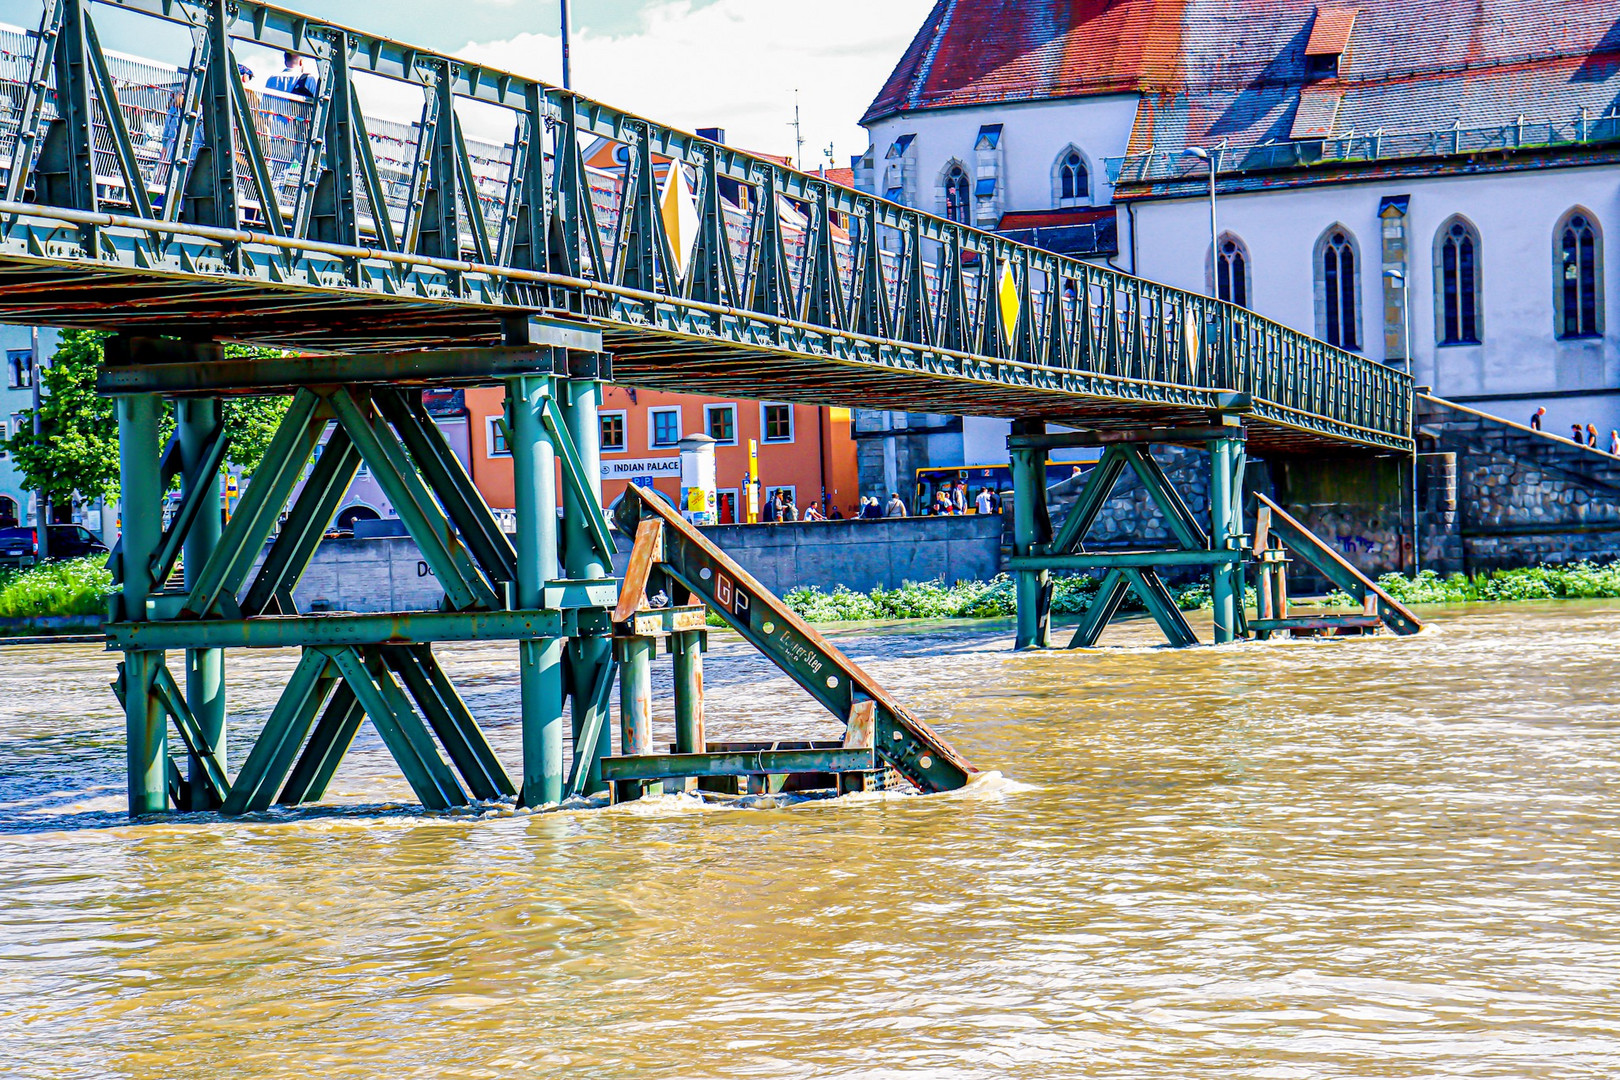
885,493,908,518
1572,423,1585,443
932,489,954,516
861,496,882,520
1530,407,1546,431
975,487,994,515
802,503,824,522
952,480,969,515
1610,430,1620,456
1587,423,1600,448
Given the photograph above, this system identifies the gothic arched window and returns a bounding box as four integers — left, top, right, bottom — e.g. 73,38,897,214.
1317,226,1360,350
1436,217,1482,345
1054,147,1089,206
944,163,971,225
1557,209,1602,339
1213,234,1249,308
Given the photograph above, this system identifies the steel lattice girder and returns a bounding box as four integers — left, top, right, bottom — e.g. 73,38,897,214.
0,0,1413,454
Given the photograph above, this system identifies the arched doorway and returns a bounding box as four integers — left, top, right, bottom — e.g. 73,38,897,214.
335,504,381,532
0,496,17,528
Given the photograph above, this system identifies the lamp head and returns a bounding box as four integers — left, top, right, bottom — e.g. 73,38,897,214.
1182,146,1210,161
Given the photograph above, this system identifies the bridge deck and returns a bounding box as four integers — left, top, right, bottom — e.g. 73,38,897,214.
0,0,1412,455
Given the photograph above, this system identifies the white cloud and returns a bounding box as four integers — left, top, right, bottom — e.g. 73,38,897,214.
457,0,937,169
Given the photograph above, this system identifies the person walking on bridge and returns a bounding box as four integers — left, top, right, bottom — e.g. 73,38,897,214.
1609,430,1619,456
1531,407,1546,431
975,487,995,515
1587,424,1600,448
1572,423,1586,443
885,493,908,518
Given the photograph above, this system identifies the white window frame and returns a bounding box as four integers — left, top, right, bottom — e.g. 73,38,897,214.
6,350,32,390
715,486,740,524
649,406,682,449
485,415,512,458
599,409,629,453
0,419,8,459
760,401,795,443
765,485,798,515
704,402,738,445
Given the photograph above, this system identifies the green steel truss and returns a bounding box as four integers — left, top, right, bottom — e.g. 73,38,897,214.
1007,420,1249,649
103,335,976,816
0,0,1411,454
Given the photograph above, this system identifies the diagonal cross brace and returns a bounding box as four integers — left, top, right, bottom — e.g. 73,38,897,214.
150,428,230,589
374,389,517,586
540,395,616,568
1120,444,1210,551
566,652,618,799
150,661,230,805
328,387,498,611
182,389,323,618
328,646,468,811
240,425,361,617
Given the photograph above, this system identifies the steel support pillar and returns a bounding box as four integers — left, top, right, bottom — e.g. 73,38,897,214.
671,630,705,755
1010,419,1052,650
116,392,166,815
508,375,565,807
615,634,655,800
559,373,613,795
177,398,225,809
1207,422,1247,645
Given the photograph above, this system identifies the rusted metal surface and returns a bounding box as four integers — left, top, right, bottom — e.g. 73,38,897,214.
622,485,976,793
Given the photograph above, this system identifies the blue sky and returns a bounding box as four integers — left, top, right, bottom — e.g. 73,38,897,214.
58,0,936,166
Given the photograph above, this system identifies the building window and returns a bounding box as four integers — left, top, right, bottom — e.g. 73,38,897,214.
943,163,970,225
1054,147,1089,206
1212,234,1249,308
1557,209,1603,339
1436,216,1481,345
600,411,627,452
650,407,681,448
0,420,7,459
762,402,794,443
6,350,32,389
1317,226,1360,350
705,403,737,444
486,416,510,457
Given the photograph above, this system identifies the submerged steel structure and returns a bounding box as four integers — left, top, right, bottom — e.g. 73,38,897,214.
0,0,1417,815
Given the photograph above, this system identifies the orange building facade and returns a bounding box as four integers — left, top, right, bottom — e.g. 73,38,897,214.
464,386,861,523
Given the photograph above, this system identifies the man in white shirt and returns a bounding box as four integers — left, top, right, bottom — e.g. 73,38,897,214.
884,493,907,518
975,487,995,515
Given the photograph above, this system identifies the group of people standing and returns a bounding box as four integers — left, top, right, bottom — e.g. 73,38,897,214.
1530,408,1620,455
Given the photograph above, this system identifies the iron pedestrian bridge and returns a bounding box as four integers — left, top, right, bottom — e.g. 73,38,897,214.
0,0,1411,454
0,0,1418,819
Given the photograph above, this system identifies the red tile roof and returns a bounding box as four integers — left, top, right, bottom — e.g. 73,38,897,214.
863,0,1190,124
999,206,1117,229
868,0,1620,175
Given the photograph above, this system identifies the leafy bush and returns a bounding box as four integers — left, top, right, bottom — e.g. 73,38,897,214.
0,557,113,618
1323,563,1620,608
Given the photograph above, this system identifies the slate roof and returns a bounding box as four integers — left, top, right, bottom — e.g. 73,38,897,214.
866,0,1620,169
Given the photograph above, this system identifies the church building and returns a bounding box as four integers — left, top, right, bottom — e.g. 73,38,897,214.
853,0,1620,494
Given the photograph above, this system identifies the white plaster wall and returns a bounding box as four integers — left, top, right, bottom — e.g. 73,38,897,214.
1129,164,1620,433
862,95,1141,214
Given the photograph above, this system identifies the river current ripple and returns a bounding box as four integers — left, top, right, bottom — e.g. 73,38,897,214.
0,601,1617,1078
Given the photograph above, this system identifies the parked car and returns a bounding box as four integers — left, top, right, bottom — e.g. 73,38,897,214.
0,525,110,568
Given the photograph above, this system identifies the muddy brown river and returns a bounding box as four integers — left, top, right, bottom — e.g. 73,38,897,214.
1,603,1617,1078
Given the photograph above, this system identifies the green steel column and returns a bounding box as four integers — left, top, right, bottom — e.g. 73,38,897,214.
559,373,613,794
1208,430,1245,644
177,398,225,810
616,634,656,801
508,375,565,807
671,630,705,755
117,393,166,815
1010,420,1051,650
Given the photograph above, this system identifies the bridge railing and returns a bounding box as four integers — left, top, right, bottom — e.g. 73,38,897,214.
0,0,1411,451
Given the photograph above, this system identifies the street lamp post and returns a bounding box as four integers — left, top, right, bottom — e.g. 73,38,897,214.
1384,266,1419,576
1383,267,1412,376
560,0,572,89
29,325,47,561
1183,146,1218,296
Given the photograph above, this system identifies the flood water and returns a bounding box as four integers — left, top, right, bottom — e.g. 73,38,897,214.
1,602,1618,1078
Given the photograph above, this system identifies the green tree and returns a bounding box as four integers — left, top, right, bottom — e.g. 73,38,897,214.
2,332,294,503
